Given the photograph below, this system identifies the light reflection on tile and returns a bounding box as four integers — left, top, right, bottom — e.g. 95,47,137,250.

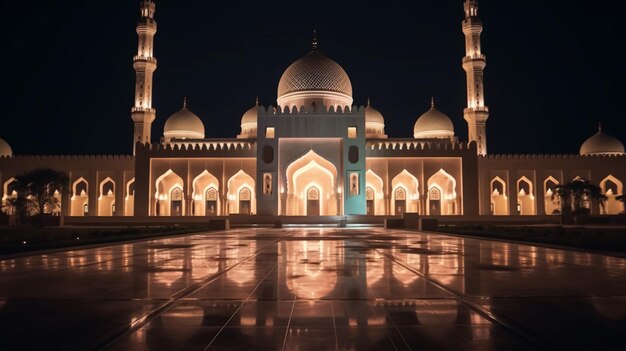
0,228,625,350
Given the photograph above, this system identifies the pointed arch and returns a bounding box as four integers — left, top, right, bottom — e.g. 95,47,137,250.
71,177,89,216
98,177,116,216
285,150,338,216
600,175,624,215
391,169,419,215
366,169,384,215
227,170,255,215
427,169,458,215
154,169,185,216
192,170,220,216
125,178,135,216
490,176,508,216
516,176,536,215
543,176,560,215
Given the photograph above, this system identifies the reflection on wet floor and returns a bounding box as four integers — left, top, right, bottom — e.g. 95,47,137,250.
1,228,626,350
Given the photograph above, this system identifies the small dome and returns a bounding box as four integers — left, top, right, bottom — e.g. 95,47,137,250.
164,99,205,140
580,125,625,155
365,99,386,138
0,137,12,157
238,98,259,139
413,99,454,139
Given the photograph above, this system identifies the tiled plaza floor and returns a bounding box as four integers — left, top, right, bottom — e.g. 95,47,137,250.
1,228,625,350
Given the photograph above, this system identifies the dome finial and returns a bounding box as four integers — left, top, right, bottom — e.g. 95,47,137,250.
431,96,435,108
255,96,259,106
598,121,602,132
367,97,371,106
183,96,188,109
312,29,318,51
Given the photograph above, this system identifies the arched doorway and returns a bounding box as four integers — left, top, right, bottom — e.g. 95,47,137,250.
391,169,420,214
490,177,508,215
226,170,255,215
428,187,442,216
394,187,407,215
154,170,185,216
544,176,559,215
192,170,220,216
125,178,135,216
601,175,624,215
71,178,89,216
366,170,384,215
427,169,458,215
98,177,115,216
365,186,375,215
239,187,252,215
306,186,320,216
170,187,184,216
205,187,218,216
517,176,536,215
2,178,17,215
285,150,338,216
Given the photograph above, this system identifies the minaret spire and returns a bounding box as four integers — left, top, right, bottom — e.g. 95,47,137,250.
598,122,603,132
183,96,188,109
130,0,158,154
462,0,489,155
312,29,318,51
431,96,435,108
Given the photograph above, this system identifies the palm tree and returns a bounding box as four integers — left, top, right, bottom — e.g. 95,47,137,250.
552,178,607,224
13,168,69,227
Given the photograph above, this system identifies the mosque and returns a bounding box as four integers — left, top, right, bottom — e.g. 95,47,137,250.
1,0,624,220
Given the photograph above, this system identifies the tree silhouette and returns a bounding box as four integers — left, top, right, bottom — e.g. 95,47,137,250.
553,178,607,224
14,168,69,227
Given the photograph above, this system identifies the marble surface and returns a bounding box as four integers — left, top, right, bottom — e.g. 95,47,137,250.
1,228,625,350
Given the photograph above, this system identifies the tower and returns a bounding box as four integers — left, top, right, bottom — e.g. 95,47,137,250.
131,0,157,154
462,0,489,155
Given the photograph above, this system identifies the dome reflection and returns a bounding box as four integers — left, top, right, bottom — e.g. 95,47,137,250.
284,240,338,299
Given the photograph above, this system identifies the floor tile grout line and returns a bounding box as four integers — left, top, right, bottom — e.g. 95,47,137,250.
96,238,283,351
281,294,297,351
204,263,279,351
378,248,545,351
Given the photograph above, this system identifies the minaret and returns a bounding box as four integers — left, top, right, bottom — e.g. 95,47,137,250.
131,0,157,154
462,0,489,155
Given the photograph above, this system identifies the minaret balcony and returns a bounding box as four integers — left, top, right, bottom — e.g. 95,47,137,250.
462,54,486,63
132,107,156,113
464,106,489,113
133,55,157,64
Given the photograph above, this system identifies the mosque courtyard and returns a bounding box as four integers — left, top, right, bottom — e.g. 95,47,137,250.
0,227,625,350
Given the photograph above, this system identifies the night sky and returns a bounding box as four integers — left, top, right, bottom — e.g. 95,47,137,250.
2,1,625,156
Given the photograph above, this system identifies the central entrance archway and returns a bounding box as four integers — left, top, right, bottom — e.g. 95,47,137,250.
286,150,338,216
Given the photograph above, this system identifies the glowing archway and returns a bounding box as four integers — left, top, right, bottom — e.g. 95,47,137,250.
600,175,624,215
71,177,89,216
427,169,458,215
366,169,385,215
98,177,116,216
125,178,135,216
1,178,17,215
192,170,220,216
516,176,536,215
285,151,338,216
490,176,508,215
155,169,185,216
392,169,419,215
543,176,560,215
226,170,255,215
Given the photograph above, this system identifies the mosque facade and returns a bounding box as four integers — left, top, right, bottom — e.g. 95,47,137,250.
1,0,624,219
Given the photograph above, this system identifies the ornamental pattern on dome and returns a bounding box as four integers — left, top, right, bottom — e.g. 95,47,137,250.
278,51,352,97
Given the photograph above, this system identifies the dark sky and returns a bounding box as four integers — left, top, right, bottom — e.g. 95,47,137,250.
2,0,625,156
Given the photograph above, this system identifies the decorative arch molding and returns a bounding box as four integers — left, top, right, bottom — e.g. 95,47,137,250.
285,150,338,216
600,174,624,215
227,170,256,215
70,177,89,216
366,169,385,215
125,178,136,216
192,170,220,216
154,169,185,216
98,177,116,216
391,169,420,215
427,169,458,215
286,150,337,195
543,176,560,215
516,176,536,215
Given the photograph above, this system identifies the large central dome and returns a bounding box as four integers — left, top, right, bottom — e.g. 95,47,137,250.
277,45,353,110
